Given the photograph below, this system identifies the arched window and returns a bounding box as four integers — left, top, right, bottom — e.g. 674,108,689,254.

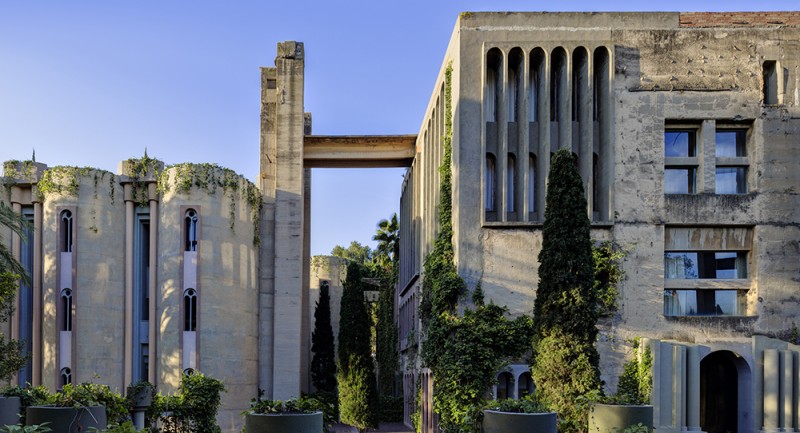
60,210,73,253
497,372,514,400
508,48,524,123
486,49,503,122
528,154,536,214
61,289,72,332
550,47,567,122
184,289,197,332
185,209,198,252
485,154,497,212
506,154,516,213
183,368,195,377
518,372,534,398
60,367,71,387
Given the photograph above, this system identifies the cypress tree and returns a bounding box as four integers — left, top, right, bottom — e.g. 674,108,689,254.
531,148,601,432
311,281,337,393
337,262,379,432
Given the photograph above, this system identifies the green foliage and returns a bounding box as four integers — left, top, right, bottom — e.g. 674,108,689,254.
372,213,399,269
593,241,627,316
375,272,398,397
331,242,373,265
248,393,336,429
531,149,601,433
0,274,26,383
0,202,31,284
0,385,50,424
157,163,263,246
101,421,140,433
337,262,379,431
623,423,653,433
51,382,130,425
615,340,653,405
379,395,404,422
311,283,337,393
338,355,379,432
0,423,51,433
482,396,547,414
155,372,225,433
36,166,117,204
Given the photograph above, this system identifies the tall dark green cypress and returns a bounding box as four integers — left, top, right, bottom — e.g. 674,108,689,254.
311,282,337,393
337,262,379,432
531,148,601,432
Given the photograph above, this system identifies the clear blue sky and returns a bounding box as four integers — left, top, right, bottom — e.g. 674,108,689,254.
1,1,796,256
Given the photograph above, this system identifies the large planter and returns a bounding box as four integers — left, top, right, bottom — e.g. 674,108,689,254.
588,403,653,433
245,411,323,433
0,396,21,425
481,410,558,433
26,406,107,433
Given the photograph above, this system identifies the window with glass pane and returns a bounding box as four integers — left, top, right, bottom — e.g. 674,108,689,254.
665,168,696,194
664,289,746,316
665,130,696,157
715,130,746,157
664,251,747,279
716,167,746,194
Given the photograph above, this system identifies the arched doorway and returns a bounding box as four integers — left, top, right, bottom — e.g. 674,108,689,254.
700,350,745,433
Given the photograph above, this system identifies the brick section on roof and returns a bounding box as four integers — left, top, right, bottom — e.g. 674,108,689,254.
680,12,800,28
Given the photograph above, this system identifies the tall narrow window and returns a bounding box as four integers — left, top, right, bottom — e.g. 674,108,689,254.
572,47,588,122
664,129,698,194
184,289,197,332
132,209,150,383
715,129,748,194
763,61,778,105
508,48,523,123
550,48,567,122
61,289,72,331
593,47,610,121
528,154,536,215
185,209,198,252
60,210,73,253
593,153,600,217
506,154,516,213
485,154,497,213
530,49,545,122
485,49,503,122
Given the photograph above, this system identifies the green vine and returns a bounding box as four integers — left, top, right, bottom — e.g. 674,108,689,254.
2,160,38,196
614,338,653,405
37,166,117,202
418,63,534,433
157,163,263,246
122,153,163,207
593,241,627,316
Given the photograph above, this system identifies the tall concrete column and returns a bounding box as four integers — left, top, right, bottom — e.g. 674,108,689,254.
32,200,42,386
763,349,780,433
270,41,306,400
674,345,687,430
124,185,135,389
148,183,158,385
782,350,794,432
9,199,21,386
685,346,702,432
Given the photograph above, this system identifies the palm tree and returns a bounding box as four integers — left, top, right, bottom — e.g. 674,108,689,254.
372,213,398,268
0,202,29,283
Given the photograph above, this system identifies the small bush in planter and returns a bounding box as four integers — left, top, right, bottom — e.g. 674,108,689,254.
245,395,330,433
50,383,129,425
480,397,557,433
1,385,50,424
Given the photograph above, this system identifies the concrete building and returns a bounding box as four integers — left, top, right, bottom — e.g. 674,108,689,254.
396,11,800,433
2,10,800,433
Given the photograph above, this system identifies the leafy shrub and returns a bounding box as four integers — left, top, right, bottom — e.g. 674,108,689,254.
1,385,50,423
338,355,379,432
155,372,225,433
482,396,547,414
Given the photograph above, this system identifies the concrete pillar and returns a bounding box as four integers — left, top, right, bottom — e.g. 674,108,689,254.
763,349,781,433
794,351,800,432
699,119,715,194
783,350,794,432
270,41,306,400
10,200,21,386
674,345,687,430
32,200,42,386
124,185,135,389
148,183,158,385
685,346,702,431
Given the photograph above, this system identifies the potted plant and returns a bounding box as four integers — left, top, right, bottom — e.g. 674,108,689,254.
1,386,50,426
588,340,654,433
244,393,332,433
480,397,557,433
26,382,128,433
125,381,153,409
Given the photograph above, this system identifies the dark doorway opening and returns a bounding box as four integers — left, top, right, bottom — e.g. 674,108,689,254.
700,351,739,433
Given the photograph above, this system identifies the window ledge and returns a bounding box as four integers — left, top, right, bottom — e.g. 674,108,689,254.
664,279,750,289
664,315,758,327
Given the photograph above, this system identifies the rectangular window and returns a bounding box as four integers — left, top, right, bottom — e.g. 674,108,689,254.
664,289,746,316
715,128,748,194
664,129,698,194
664,252,747,279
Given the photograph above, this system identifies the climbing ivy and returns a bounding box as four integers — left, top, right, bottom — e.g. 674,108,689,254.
37,166,117,202
157,162,263,246
123,153,163,207
593,240,627,316
418,63,534,433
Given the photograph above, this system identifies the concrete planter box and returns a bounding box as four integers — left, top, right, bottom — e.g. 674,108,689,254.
245,411,323,433
26,406,107,433
127,384,153,408
0,396,21,425
588,403,653,433
481,410,557,433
